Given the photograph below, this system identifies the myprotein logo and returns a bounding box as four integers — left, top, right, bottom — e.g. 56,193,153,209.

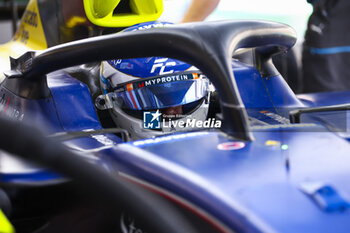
131,73,195,90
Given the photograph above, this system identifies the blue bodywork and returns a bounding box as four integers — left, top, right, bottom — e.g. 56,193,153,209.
1,58,350,232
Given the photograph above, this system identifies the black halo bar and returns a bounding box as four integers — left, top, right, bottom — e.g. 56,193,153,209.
290,103,350,123
4,20,296,141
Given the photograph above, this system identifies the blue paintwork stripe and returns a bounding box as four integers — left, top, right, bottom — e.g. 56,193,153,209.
100,75,108,84
100,73,109,94
310,46,350,55
2,170,62,183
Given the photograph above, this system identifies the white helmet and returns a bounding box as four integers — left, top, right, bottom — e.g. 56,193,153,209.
95,22,211,140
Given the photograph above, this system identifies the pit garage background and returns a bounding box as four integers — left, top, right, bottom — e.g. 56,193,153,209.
0,0,312,43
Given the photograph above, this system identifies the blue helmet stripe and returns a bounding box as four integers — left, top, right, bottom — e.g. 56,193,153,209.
310,46,350,55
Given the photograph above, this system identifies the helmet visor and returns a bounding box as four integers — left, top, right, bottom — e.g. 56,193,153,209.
113,72,209,110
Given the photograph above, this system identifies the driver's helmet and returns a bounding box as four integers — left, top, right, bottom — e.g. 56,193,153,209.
95,22,211,140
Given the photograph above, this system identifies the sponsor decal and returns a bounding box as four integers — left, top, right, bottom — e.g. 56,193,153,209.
265,140,288,150
265,140,281,146
129,22,172,32
90,135,115,147
259,110,290,124
0,93,23,120
130,73,196,90
217,142,245,151
13,0,47,49
150,57,176,75
109,57,191,79
265,140,281,150
23,10,38,27
16,26,29,44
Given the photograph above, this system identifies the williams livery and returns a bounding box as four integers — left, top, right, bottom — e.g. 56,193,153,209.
1,0,350,233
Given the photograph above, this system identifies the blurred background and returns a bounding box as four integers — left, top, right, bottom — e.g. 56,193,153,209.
0,0,312,43
0,0,312,93
0,0,26,43
158,0,313,93
159,0,312,42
